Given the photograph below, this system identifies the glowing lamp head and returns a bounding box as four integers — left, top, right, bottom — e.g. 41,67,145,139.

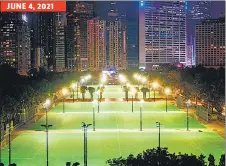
133,74,138,79
101,76,107,83
152,82,159,89
140,99,144,106
126,83,131,87
131,88,136,94
121,77,126,83
44,98,51,108
186,99,191,106
142,77,146,83
71,83,76,89
62,88,68,96
92,99,98,107
165,88,171,95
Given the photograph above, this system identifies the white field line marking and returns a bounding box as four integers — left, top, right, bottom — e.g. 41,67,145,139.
55,111,183,114
204,132,225,153
115,104,122,156
32,142,45,159
26,128,209,134
191,140,207,156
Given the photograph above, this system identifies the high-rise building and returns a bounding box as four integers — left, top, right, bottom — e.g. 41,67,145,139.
195,17,225,68
30,13,55,70
127,18,139,68
107,2,127,70
139,1,186,69
17,14,30,75
66,2,93,71
0,13,31,75
87,18,106,71
55,12,66,71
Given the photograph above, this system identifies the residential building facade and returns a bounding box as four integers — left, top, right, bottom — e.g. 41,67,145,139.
87,18,106,71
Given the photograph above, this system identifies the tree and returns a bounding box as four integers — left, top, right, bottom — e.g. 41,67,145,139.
208,154,215,166
97,86,105,101
123,86,130,102
107,147,214,166
218,154,225,166
80,86,87,101
88,87,95,101
140,87,149,100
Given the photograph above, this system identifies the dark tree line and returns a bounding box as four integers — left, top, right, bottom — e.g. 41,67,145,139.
148,65,225,115
106,147,225,166
0,64,83,128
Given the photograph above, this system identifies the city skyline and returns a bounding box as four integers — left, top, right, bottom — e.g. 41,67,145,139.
0,1,225,74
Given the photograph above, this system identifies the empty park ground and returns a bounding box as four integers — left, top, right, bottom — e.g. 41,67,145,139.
0,85,224,166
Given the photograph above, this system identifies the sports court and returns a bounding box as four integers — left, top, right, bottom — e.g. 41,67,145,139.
0,85,224,165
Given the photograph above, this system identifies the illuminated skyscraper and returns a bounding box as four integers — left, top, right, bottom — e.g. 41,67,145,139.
55,12,66,71
139,1,186,69
196,17,225,68
0,13,31,75
87,18,106,71
107,2,127,70
66,2,93,71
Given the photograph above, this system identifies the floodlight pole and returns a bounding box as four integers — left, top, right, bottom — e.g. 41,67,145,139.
77,82,79,99
73,88,75,103
63,97,65,113
93,106,95,131
187,105,189,131
41,108,52,166
82,122,91,166
132,94,134,113
166,95,168,113
149,83,150,98
8,121,11,165
156,122,161,149
98,94,100,113
140,104,142,131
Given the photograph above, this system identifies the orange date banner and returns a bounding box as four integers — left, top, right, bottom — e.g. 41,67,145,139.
0,1,66,12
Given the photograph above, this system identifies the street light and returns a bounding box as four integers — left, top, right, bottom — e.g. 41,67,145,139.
120,76,126,87
148,82,151,99
97,90,100,113
186,99,192,131
165,88,171,113
137,75,141,87
71,83,76,103
62,88,68,113
141,77,146,87
101,75,107,84
152,82,159,102
41,99,52,166
140,100,144,131
156,122,161,149
7,116,12,165
92,100,97,131
81,122,92,166
76,81,79,99
131,88,136,113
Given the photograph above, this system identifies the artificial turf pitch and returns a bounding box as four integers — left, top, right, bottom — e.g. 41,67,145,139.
0,86,224,166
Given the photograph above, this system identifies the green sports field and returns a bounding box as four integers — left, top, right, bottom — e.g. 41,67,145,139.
0,85,224,166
